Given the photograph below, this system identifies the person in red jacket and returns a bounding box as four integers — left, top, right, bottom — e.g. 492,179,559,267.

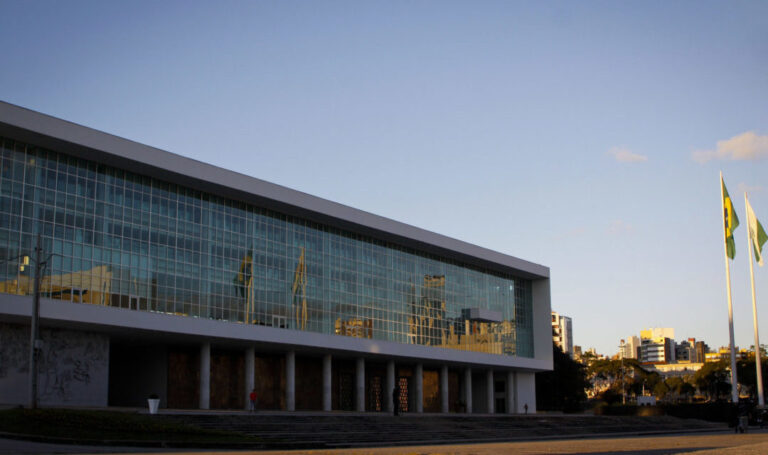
249,388,258,412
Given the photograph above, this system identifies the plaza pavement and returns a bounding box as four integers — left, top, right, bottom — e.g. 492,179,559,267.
3,431,768,455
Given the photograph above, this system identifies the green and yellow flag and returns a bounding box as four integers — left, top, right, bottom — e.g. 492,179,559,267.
721,176,739,259
746,197,768,266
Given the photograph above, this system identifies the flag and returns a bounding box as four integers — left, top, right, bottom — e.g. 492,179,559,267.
746,198,768,266
722,177,739,259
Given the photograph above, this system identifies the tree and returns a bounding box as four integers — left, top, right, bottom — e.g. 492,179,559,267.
736,355,768,401
536,342,589,412
693,360,732,401
654,381,670,400
662,376,695,403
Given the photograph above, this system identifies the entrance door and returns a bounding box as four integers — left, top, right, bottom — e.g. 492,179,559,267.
369,376,382,411
338,372,354,411
398,377,409,413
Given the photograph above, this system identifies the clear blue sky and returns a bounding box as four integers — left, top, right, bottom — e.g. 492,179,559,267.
1,0,767,356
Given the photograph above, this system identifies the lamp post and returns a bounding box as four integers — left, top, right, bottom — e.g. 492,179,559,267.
28,234,44,409
619,339,626,405
2,233,51,409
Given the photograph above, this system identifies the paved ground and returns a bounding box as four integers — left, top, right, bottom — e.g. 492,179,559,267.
0,438,173,454
4,431,768,455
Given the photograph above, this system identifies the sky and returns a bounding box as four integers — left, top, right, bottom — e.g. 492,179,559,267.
1,0,767,356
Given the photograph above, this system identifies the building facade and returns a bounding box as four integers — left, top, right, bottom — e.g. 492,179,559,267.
639,328,676,365
621,335,640,360
0,102,552,413
551,311,572,357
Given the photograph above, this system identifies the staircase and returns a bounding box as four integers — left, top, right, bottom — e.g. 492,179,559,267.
160,413,724,449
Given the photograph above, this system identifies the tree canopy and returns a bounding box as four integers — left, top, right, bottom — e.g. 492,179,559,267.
536,342,589,412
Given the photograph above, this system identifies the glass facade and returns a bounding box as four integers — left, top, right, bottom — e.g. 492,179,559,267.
0,137,533,357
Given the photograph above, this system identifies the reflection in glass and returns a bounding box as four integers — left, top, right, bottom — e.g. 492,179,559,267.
0,137,534,358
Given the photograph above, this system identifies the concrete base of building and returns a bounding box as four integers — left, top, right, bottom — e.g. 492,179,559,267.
0,320,538,413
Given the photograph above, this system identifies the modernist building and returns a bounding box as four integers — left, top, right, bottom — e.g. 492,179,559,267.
0,101,552,413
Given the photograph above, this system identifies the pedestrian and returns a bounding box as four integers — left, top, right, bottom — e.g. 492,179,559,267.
392,384,400,416
524,403,528,414
249,388,258,412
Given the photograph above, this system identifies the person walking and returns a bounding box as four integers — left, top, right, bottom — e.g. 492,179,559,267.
249,388,258,412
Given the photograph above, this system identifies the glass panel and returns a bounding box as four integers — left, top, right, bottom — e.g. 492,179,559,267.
0,136,535,358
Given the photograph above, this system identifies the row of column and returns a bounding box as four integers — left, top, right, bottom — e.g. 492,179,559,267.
197,342,519,413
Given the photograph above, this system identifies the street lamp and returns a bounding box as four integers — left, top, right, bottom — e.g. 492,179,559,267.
29,234,45,409
24,234,56,409
619,339,626,405
1,234,54,409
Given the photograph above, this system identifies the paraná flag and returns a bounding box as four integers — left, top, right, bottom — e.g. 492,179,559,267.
746,197,768,266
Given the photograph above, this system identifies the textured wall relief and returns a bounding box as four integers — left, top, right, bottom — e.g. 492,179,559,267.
0,322,30,378
37,328,108,403
0,323,109,406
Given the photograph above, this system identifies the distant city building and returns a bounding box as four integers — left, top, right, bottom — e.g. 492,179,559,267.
574,345,583,359
551,311,573,357
705,346,748,362
649,362,703,378
694,341,710,363
641,328,675,340
640,328,675,365
621,336,640,359
675,339,696,362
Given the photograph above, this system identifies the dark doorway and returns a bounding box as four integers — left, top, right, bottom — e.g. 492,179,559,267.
332,359,355,411
108,342,168,407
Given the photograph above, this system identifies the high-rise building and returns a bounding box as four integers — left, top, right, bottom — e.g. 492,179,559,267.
675,339,696,362
640,328,675,364
551,311,573,357
0,102,552,414
694,340,710,363
621,336,640,359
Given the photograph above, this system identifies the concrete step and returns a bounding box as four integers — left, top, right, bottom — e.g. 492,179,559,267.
159,413,723,448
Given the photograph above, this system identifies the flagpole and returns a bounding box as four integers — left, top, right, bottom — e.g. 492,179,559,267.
746,192,765,407
721,172,739,403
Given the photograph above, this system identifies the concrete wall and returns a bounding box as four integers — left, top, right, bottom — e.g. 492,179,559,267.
532,278,553,368
515,371,536,413
0,322,109,406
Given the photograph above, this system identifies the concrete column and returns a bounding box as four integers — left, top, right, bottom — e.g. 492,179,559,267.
199,342,210,410
286,351,295,411
322,354,332,411
487,369,495,414
440,365,449,413
506,371,516,414
464,367,472,414
356,357,365,412
414,363,423,413
385,360,395,413
244,346,255,411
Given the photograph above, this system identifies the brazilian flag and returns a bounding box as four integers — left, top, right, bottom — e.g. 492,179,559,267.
722,177,739,259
